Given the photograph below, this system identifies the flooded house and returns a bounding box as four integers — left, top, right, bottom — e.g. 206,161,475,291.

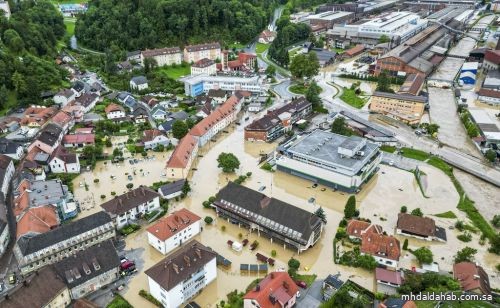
213,182,324,253
145,240,217,308
276,130,381,193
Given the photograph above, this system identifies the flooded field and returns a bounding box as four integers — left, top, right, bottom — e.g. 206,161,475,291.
71,113,497,307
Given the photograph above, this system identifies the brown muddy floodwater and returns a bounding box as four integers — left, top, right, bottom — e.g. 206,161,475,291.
71,113,496,307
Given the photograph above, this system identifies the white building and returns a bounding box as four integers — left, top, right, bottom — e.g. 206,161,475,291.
100,186,161,229
147,208,201,255
141,47,182,67
357,12,428,42
145,241,217,308
276,130,381,193
53,89,77,106
0,219,9,258
142,129,169,150
105,103,126,120
130,76,149,91
0,140,23,160
191,58,217,76
0,154,14,197
181,74,261,97
49,145,80,174
183,43,221,63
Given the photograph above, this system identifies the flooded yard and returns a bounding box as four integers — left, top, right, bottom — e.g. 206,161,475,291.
70,114,496,307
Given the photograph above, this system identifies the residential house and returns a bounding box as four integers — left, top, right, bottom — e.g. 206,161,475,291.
105,103,126,120
14,211,114,275
0,138,23,160
165,134,199,179
74,93,99,113
0,266,71,308
396,213,447,242
142,129,169,150
453,262,491,295
361,230,400,268
130,76,149,91
346,220,382,240
207,89,228,105
15,206,59,240
28,123,63,155
184,42,221,63
141,95,159,108
63,133,95,148
323,274,344,301
379,299,417,308
147,208,201,255
214,182,324,252
54,88,77,106
20,106,57,128
248,102,262,113
52,240,121,299
100,186,161,228
159,119,175,133
243,272,299,308
478,88,500,105
376,268,404,295
191,58,217,76
145,240,217,308
168,110,190,121
62,104,84,123
0,154,15,196
158,179,187,200
141,47,182,67
151,105,168,121
131,105,149,124
72,81,86,97
0,116,20,133
244,97,312,142
259,30,277,44
51,110,75,134
190,94,244,146
49,145,80,174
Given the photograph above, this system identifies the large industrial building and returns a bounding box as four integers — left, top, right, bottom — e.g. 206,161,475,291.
276,130,381,192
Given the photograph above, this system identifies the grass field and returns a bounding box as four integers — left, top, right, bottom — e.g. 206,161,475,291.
256,43,270,54
229,42,247,50
106,294,132,308
64,19,76,37
400,148,430,161
434,211,457,219
340,88,367,109
380,145,396,153
157,65,191,80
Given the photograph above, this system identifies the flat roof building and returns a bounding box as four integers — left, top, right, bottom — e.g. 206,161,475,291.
180,74,261,97
276,130,381,192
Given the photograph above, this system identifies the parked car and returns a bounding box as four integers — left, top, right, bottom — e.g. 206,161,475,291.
295,280,307,289
120,260,136,272
8,273,16,285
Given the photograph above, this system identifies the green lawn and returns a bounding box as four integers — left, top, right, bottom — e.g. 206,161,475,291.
433,211,457,219
157,65,191,80
380,145,396,153
65,19,76,37
289,84,308,94
340,88,367,109
107,294,133,308
229,42,247,50
296,274,317,287
400,148,430,161
256,43,270,54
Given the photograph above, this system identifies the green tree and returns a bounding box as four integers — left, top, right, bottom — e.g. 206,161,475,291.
181,181,191,197
0,85,8,107
400,205,407,213
288,258,300,270
314,207,327,223
344,195,356,219
204,216,213,224
454,247,477,263
492,215,500,228
376,70,393,93
485,149,496,162
3,29,25,53
331,117,352,136
305,80,322,109
321,288,353,308
12,71,27,95
403,239,409,250
411,208,423,217
171,120,188,139
356,254,377,270
289,52,320,80
217,152,240,173
413,247,433,265
378,34,390,44
488,234,500,254
143,57,158,75
265,65,276,77
186,117,196,129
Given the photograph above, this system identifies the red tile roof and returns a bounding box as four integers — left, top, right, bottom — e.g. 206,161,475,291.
192,58,215,68
345,44,365,57
478,88,500,99
346,220,382,238
244,272,299,307
142,129,164,143
20,107,57,126
453,262,491,295
147,208,201,241
63,133,95,145
375,268,403,285
51,111,73,128
105,103,125,114
190,95,239,137
16,206,59,239
166,134,198,169
361,232,400,261
75,127,93,134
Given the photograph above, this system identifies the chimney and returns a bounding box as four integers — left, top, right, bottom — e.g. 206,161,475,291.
173,263,179,274
473,275,480,280
184,255,191,267
270,272,274,279
142,187,145,195
195,248,201,259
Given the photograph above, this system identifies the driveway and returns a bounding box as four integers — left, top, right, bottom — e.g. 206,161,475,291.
296,280,323,308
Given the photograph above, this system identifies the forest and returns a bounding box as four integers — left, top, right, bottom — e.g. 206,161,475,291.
0,0,67,107
75,0,279,52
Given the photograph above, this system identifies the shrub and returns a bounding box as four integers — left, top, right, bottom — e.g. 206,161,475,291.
246,172,252,177
335,227,347,240
344,196,356,219
221,225,226,232
261,162,274,171
94,179,99,183
202,201,211,208
111,191,116,196
204,216,213,224
238,233,243,239
492,215,500,228
208,196,216,203
411,208,423,217
119,224,141,236
100,194,106,199
455,220,465,231
457,232,472,242
339,218,348,227
413,247,433,264
400,206,407,213
126,183,133,189
139,290,162,307
288,258,300,270
271,250,277,257
403,239,409,250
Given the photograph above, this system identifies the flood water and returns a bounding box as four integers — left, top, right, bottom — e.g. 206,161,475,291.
71,111,493,307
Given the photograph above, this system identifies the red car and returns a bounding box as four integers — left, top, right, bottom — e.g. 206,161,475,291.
120,260,136,272
295,280,307,289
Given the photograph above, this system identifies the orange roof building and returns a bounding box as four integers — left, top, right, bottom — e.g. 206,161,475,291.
20,106,57,127
16,206,59,239
453,262,491,295
361,231,400,268
147,208,202,255
244,272,299,308
165,134,198,180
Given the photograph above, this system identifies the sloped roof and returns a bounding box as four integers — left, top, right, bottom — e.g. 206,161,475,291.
453,262,491,295
166,134,198,169
50,145,78,164
244,272,299,307
361,232,400,261
100,186,160,215
16,206,59,239
396,213,436,237
142,129,165,143
105,103,125,114
147,208,201,241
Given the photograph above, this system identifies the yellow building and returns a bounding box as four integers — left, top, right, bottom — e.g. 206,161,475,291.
369,92,427,125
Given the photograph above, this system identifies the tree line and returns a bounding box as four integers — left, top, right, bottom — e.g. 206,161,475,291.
75,0,279,52
0,0,67,106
